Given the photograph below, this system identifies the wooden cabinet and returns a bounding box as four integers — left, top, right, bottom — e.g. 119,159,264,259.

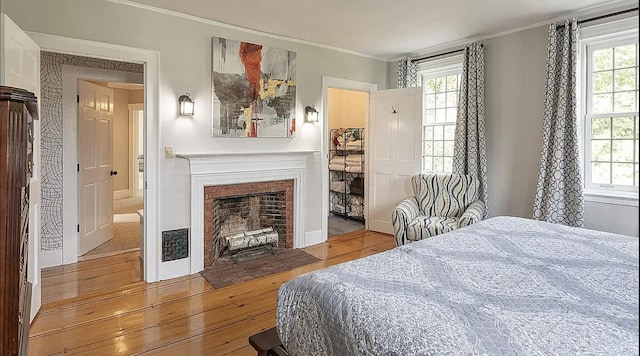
0,86,38,356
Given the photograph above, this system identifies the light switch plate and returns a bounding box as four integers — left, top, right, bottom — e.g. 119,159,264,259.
165,146,175,158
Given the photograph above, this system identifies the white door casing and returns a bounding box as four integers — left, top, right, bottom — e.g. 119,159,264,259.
28,32,160,282
0,13,42,323
129,103,144,198
368,87,423,234
321,76,377,242
78,80,114,255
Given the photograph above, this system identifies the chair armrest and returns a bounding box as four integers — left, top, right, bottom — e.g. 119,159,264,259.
458,200,485,228
392,197,420,246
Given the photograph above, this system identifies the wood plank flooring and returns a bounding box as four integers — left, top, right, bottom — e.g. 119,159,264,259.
29,230,395,355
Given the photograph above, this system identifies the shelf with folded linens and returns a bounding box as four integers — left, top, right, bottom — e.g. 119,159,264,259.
329,128,365,221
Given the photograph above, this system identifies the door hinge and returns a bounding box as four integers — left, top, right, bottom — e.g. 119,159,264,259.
77,95,80,103
77,224,80,233
77,164,80,172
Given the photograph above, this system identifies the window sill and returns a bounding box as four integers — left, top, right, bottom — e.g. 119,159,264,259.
584,190,639,207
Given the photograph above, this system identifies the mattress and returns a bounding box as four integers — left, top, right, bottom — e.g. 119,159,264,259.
276,216,639,355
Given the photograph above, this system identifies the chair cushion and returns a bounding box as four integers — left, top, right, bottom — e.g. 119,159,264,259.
412,174,479,218
406,216,458,241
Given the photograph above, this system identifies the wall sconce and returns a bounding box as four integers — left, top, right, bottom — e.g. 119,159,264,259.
304,105,318,123
178,93,194,116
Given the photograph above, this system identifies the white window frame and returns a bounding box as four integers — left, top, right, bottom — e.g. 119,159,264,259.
417,54,463,174
578,16,639,205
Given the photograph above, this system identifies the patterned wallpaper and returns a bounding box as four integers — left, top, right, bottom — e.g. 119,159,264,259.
40,52,143,250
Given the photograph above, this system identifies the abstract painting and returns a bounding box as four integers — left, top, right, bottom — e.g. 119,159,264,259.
211,37,297,137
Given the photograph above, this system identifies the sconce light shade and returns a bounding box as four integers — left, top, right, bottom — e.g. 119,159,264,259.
178,93,194,115
305,105,319,123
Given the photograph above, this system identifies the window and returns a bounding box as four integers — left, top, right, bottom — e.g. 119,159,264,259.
581,26,639,195
419,62,462,173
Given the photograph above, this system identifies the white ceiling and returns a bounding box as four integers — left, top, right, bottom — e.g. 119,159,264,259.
128,0,634,60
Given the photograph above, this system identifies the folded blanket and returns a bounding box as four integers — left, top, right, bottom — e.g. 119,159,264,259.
349,204,364,217
346,154,364,164
330,156,346,165
330,181,347,193
333,204,345,214
329,163,345,171
345,165,364,173
346,140,364,150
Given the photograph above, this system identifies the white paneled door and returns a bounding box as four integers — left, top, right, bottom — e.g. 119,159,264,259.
78,80,115,255
1,13,42,323
368,87,423,234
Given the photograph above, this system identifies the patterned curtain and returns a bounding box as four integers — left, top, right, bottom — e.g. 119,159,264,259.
453,42,488,217
396,58,417,88
533,20,584,227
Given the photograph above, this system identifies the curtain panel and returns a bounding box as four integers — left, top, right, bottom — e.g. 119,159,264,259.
533,20,584,227
453,42,488,217
396,58,417,88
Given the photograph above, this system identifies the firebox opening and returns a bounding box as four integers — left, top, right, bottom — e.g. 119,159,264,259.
203,179,294,267
212,191,287,263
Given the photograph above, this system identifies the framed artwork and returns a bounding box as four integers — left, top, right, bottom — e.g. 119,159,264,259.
211,37,297,137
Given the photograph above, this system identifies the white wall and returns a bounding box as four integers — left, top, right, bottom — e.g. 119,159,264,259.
483,26,549,219
111,87,131,192
328,88,367,130
1,0,389,272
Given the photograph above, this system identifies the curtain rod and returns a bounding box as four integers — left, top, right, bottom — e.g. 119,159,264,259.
410,48,465,63
558,6,637,28
411,43,484,63
411,7,638,63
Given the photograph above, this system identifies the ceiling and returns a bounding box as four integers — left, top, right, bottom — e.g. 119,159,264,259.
128,0,633,60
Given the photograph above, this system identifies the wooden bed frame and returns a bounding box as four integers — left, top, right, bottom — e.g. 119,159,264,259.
249,327,288,356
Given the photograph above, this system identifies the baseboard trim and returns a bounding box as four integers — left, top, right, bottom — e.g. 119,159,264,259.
304,229,324,247
41,249,63,268
114,189,132,200
161,258,191,281
29,280,41,323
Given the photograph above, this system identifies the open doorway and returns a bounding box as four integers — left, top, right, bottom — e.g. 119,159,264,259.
327,88,368,237
37,38,160,284
79,80,145,260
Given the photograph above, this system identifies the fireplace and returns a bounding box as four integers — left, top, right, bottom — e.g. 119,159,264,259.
204,180,293,266
183,150,311,273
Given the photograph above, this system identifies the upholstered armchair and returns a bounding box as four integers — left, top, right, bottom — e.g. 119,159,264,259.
392,173,485,246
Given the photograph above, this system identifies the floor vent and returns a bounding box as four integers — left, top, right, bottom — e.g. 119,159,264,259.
162,228,189,261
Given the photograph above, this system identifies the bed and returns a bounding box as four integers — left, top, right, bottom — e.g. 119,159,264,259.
276,216,639,355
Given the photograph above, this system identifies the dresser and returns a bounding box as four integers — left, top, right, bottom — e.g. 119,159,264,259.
0,86,38,356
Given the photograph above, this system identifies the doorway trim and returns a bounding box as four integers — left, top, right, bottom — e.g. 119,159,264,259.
321,76,377,241
29,32,161,282
129,103,144,198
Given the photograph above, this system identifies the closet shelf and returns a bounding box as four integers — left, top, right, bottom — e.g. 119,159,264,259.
331,210,365,221
329,127,365,222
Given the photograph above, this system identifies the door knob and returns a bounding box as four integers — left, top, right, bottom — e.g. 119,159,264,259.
110,170,118,176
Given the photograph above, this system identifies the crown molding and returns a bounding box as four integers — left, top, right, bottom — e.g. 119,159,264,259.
103,0,389,62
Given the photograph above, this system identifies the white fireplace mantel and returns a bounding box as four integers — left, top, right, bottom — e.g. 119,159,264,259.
179,150,317,274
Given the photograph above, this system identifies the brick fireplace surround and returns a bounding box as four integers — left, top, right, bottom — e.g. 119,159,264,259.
203,180,294,267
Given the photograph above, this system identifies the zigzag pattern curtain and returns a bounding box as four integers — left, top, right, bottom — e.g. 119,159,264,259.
533,20,584,227
397,58,417,88
453,42,488,217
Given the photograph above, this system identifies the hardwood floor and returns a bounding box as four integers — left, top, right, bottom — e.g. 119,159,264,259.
30,230,395,355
